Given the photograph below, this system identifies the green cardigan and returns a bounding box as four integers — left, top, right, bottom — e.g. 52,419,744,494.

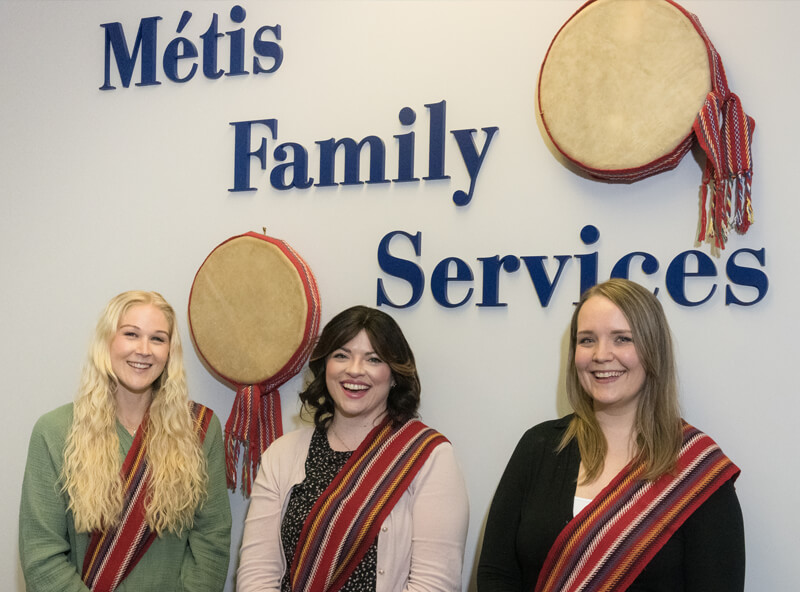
19,403,232,592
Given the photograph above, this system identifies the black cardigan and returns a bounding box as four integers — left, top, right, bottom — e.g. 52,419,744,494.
477,416,745,592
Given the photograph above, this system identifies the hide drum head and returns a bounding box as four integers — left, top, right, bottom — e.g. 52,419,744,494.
189,233,316,387
538,0,712,179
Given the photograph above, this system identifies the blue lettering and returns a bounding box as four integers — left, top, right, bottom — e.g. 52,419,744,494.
521,255,571,307
576,225,600,298
374,229,768,310
377,231,425,309
200,13,224,79
101,6,282,90
424,101,449,181
163,12,198,83
253,25,283,74
665,250,718,306
270,142,313,190
725,248,768,305
226,5,248,76
100,17,161,90
316,137,388,187
478,256,521,307
611,251,660,296
394,107,419,183
228,119,278,192
450,126,499,206
431,258,474,308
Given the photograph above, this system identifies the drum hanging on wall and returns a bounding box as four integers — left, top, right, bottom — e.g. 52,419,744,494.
537,0,755,248
188,231,321,495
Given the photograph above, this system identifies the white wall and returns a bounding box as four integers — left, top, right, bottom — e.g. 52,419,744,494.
2,1,796,590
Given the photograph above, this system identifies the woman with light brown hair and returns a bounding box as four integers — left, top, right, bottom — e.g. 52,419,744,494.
479,278,744,592
20,290,231,592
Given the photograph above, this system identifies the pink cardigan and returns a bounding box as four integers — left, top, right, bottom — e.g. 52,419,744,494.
237,426,469,592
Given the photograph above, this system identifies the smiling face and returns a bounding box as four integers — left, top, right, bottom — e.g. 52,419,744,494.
574,295,647,416
325,329,393,426
109,303,171,399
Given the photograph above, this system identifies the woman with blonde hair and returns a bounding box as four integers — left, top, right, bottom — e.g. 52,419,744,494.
20,290,231,592
478,278,744,592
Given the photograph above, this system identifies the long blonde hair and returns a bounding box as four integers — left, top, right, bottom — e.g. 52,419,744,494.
560,279,683,483
61,291,208,534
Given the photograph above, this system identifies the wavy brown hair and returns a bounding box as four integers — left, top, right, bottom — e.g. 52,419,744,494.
299,305,420,428
559,278,683,482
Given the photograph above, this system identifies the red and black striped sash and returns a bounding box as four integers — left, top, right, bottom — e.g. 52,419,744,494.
290,418,448,592
535,422,740,592
81,402,213,592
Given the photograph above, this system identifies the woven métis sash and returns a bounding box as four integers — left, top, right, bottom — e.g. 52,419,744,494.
188,232,321,497
687,8,756,249
534,422,740,592
289,418,448,592
81,403,214,592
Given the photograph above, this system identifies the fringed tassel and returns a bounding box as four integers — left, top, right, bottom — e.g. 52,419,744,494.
688,17,755,250
692,89,755,250
733,172,754,234
224,383,284,496
712,181,728,249
697,170,711,243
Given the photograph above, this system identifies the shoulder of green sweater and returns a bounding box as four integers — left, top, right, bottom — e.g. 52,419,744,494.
31,403,75,439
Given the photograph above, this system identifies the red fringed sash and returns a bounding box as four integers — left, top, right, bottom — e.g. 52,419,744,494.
81,403,214,592
225,383,284,497
223,235,321,497
290,419,448,592
534,422,740,592
686,5,755,249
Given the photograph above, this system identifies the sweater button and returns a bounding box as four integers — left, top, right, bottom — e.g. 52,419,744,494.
378,569,385,575
381,526,388,532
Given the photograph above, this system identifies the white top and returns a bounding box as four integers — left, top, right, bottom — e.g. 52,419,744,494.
573,495,593,517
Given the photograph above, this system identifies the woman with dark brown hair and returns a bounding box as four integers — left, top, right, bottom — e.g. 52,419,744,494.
238,305,469,592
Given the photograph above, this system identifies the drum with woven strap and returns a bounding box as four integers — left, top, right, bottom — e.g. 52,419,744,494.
188,231,321,495
537,0,755,248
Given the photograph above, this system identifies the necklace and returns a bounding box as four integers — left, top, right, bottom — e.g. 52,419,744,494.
328,426,358,451
119,420,140,436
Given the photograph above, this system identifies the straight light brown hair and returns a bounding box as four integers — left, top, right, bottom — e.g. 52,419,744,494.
559,279,683,483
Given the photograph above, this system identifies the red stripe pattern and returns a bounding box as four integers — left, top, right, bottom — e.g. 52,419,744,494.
290,419,448,592
538,0,755,249
688,8,755,249
81,403,214,592
534,422,740,592
224,233,322,496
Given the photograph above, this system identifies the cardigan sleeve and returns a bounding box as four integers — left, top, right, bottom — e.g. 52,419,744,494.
403,442,469,592
237,432,300,592
180,413,233,592
682,478,746,591
19,408,91,592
